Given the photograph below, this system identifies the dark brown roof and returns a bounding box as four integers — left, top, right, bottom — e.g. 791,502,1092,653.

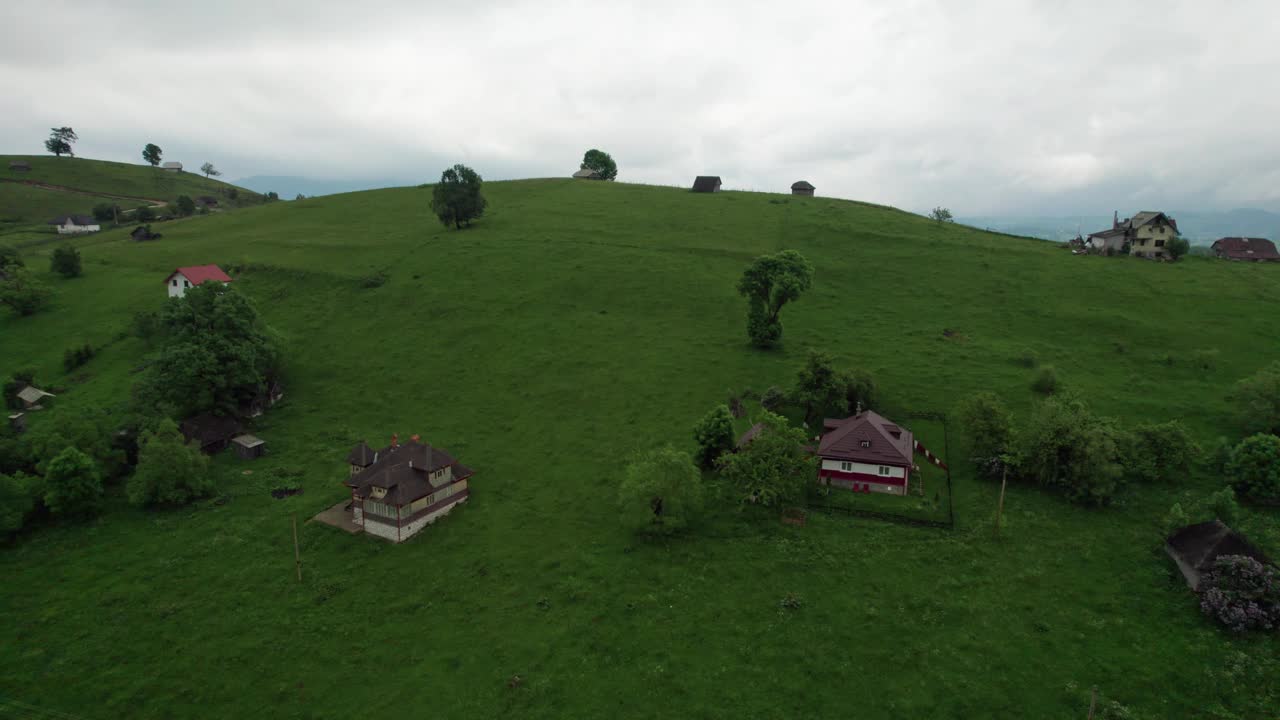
692,176,722,192
197,195,219,205
1087,227,1126,239
817,411,913,466
1165,520,1273,589
179,413,242,447
791,180,814,190
1211,237,1280,260
1128,211,1178,233
344,438,469,506
48,214,96,226
347,441,377,467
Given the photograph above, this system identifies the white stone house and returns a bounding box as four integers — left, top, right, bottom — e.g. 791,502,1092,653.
164,265,232,298
48,214,100,234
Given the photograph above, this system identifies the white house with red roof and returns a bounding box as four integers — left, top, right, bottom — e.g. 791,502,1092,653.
816,410,916,495
165,264,232,298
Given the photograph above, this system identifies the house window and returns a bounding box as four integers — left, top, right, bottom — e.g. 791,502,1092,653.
1159,226,1166,234
1155,239,1165,247
860,440,871,448
184,281,190,288
840,461,853,472
878,466,890,476
171,279,177,286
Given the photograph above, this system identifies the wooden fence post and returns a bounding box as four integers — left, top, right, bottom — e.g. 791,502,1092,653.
1087,686,1097,719
995,465,1008,538
292,515,302,582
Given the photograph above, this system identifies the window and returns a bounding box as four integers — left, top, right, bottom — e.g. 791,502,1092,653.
840,461,853,472
1155,239,1165,247
171,279,177,286
878,466,890,476
860,440,871,448
183,280,190,288
1159,226,1166,234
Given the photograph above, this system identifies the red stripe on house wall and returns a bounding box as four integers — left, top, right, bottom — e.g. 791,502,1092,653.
819,468,907,486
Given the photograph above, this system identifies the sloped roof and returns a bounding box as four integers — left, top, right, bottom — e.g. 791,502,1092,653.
347,440,378,467
791,180,814,190
1087,227,1126,240
1212,237,1280,260
166,264,232,285
817,411,913,466
162,162,182,169
1128,211,1177,232
344,438,470,506
179,413,242,446
1165,520,1273,589
232,434,265,448
692,176,722,192
48,214,96,226
572,168,601,179
16,386,54,403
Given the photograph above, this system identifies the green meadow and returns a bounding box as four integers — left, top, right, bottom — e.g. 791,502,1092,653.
2,179,1278,719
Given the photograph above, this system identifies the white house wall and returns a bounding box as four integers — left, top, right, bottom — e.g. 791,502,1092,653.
820,459,905,478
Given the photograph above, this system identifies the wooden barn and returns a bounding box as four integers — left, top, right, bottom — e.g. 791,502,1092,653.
691,176,722,193
232,434,266,460
180,413,242,454
791,180,815,196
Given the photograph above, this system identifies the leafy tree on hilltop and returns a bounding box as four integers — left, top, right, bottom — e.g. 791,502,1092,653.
142,143,163,167
0,266,53,316
42,447,102,519
431,164,487,229
929,207,954,223
200,162,220,178
692,404,736,468
44,127,77,157
50,245,82,278
127,419,212,507
617,446,703,536
581,149,618,181
1231,362,1280,436
716,411,815,506
737,250,813,349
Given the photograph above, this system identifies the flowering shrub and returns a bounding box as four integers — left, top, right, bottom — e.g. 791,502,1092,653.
1198,555,1280,633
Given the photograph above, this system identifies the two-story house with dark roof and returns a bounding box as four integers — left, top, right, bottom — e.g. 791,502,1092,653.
1087,211,1180,258
816,411,915,495
344,434,474,542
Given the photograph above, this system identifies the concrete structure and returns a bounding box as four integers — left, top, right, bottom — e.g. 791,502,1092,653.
162,162,183,172
16,385,54,410
232,434,266,460
791,180,815,196
1211,237,1280,262
1165,520,1273,590
1087,211,1179,258
343,434,474,543
691,176,722,193
48,214,100,234
816,411,915,495
164,265,232,298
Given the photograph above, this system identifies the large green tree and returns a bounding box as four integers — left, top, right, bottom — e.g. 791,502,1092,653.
0,244,23,271
127,420,212,506
953,391,1013,478
716,411,815,506
200,162,220,178
737,250,813,349
44,127,77,157
50,245,82,278
1227,433,1280,504
25,406,129,480
1121,420,1199,484
430,164,487,229
692,404,736,468
1232,362,1280,436
617,446,704,536
0,266,53,316
142,143,163,167
0,471,40,535
1012,395,1126,505
580,149,617,181
42,447,102,518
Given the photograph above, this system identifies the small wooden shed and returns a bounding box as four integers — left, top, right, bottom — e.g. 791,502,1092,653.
8,412,26,434
691,176,722,193
232,434,266,460
791,180,815,197
16,385,54,410
1165,520,1273,590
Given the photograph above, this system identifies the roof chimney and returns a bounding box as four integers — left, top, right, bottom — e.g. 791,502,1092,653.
1113,210,1118,229
390,433,399,448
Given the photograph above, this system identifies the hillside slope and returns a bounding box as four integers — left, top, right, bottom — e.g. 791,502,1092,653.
1,180,1277,719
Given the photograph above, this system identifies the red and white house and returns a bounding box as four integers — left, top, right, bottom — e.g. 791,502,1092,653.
165,264,232,298
816,411,916,495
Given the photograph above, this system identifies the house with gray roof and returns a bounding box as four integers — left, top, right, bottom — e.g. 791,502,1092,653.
692,176,722,193
343,434,474,542
162,161,183,172
791,180,815,196
1087,211,1180,258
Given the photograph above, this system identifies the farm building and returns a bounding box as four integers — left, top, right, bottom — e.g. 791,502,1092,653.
1087,211,1179,258
162,162,183,172
691,176,722,193
232,434,266,460
165,264,232,298
343,434,474,543
197,196,219,209
48,214,100,234
131,225,160,242
8,161,30,172
816,411,915,495
16,385,54,410
791,180,815,196
1165,520,1273,590
1210,237,1279,262
9,412,26,433
179,413,242,454
572,168,603,180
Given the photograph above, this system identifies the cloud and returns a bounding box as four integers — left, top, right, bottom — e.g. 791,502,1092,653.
2,0,1279,214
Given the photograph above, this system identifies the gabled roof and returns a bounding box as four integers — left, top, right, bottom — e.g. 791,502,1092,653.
162,161,182,169
179,413,241,446
166,264,232,285
817,411,913,466
791,180,814,190
347,440,378,467
1211,237,1280,260
1128,211,1177,232
16,386,54,403
344,438,472,505
1087,227,1126,240
1165,520,1273,590
572,168,601,179
48,214,96,226
692,176,722,192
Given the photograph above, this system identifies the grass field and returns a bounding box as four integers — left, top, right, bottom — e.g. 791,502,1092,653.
2,179,1278,719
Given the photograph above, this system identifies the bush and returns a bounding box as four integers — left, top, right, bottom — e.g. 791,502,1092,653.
359,271,388,289
1231,362,1280,435
1166,235,1191,261
692,404,735,468
1016,348,1039,368
1206,486,1240,526
91,203,119,223
50,245,82,278
953,392,1013,478
1227,433,1280,504
227,188,239,201
62,343,95,372
760,385,786,411
1012,395,1125,505
134,205,155,223
1162,502,1191,537
0,266,53,316
1198,555,1280,632
175,195,196,216
0,471,40,535
1121,420,1199,484
42,447,103,519
1031,366,1059,395
617,446,703,536
0,244,23,271
127,419,213,507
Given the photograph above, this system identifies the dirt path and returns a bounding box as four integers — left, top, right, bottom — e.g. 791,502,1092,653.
0,177,168,206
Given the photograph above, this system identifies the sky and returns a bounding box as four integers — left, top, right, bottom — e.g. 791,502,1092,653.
2,0,1280,215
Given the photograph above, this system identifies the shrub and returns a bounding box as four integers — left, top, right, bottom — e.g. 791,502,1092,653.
42,447,103,519
359,271,388,289
617,446,703,536
1166,235,1191,261
692,404,735,468
1121,420,1199,484
1198,555,1280,632
0,266,53,316
134,205,155,223
716,411,815,506
1162,502,1191,537
1012,394,1125,505
50,245,82,278
1206,486,1240,526
227,187,239,200
0,244,23,270
175,195,196,216
0,471,40,535
1231,362,1280,435
953,392,1013,479
62,343,95,372
127,419,213,507
760,385,786,411
91,203,119,223
1227,433,1280,504
1031,366,1059,395
1206,436,1234,475
1016,348,1039,368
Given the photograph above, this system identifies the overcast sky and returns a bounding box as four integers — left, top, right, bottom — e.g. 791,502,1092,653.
3,0,1279,214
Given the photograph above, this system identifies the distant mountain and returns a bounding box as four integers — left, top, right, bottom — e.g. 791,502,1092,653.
958,208,1280,245
232,175,409,198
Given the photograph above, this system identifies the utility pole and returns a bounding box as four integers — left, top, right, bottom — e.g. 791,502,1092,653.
292,515,302,582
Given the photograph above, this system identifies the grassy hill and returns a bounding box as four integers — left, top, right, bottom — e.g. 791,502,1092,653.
1,180,1277,719
0,154,262,243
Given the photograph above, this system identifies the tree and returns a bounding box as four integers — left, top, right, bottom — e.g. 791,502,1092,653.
929,207,953,223
91,203,119,223
580,149,618,181
1227,433,1280,504
431,164,487,229
133,282,282,418
1012,395,1126,505
200,162,220,178
736,250,814,349
716,411,815,506
0,244,23,271
142,143,163,167
1166,235,1190,261
954,392,1014,478
2,370,36,411
127,420,212,507
792,349,843,423
692,404,736,468
0,471,40,535
134,205,156,223
24,406,129,481
44,127,77,157
42,447,102,519
617,446,703,536
1231,362,1280,436
264,191,279,202
0,266,53,316
1121,420,1199,484
175,195,196,216
1198,555,1280,633
50,245,82,278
